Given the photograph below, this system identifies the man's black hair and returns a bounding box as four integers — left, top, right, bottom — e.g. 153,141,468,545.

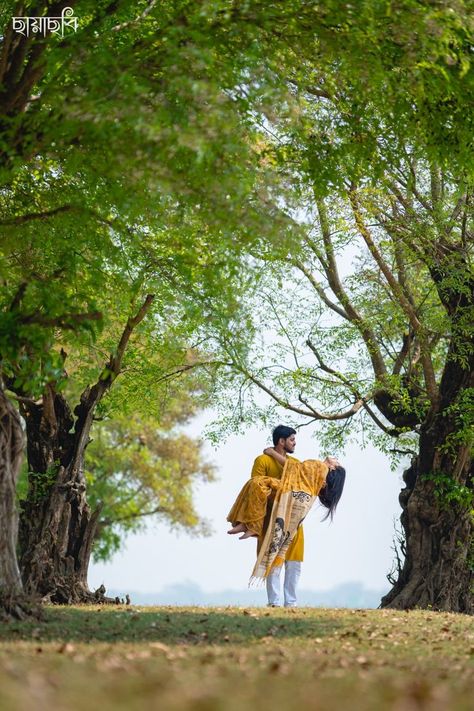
272,425,296,446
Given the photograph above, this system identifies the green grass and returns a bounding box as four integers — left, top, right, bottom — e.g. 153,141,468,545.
0,606,473,710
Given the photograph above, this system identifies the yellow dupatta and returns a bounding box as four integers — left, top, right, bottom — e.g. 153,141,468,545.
250,457,328,582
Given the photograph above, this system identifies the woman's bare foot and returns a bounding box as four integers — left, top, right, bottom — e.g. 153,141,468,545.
239,529,258,539
228,522,247,535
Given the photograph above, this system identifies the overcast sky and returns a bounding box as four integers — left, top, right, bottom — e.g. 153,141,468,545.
89,414,406,598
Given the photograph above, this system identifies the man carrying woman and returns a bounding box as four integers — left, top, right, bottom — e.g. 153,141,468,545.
227,425,345,607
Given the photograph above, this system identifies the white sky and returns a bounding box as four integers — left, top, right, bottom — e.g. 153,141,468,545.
89,414,405,596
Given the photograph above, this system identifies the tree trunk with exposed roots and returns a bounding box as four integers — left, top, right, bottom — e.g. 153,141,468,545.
19,386,105,603
0,387,31,618
382,453,472,613
382,343,473,613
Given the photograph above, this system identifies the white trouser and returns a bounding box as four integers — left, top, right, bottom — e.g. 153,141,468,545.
266,560,302,607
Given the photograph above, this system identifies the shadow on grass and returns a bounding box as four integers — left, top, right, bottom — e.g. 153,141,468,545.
0,606,346,645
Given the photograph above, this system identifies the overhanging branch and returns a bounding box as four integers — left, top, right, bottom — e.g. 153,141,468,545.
291,258,349,320
70,294,156,480
237,364,364,421
20,310,102,329
315,197,388,379
349,187,439,404
0,204,76,225
306,338,400,436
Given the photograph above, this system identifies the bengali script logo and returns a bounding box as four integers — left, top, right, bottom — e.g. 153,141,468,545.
12,7,78,38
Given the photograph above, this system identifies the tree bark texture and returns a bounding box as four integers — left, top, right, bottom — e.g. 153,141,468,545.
18,387,103,603
0,388,39,619
382,353,473,613
0,388,25,597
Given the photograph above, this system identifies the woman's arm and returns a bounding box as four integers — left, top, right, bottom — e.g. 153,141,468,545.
263,447,286,465
264,448,340,471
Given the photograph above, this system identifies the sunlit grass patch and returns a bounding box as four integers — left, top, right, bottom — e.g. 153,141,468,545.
0,606,472,710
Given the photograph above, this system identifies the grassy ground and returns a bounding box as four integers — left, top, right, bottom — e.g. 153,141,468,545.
0,605,472,710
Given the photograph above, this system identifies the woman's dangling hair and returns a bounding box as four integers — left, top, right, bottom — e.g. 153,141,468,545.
318,465,346,521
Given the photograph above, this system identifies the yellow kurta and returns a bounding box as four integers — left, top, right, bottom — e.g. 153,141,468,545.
250,454,304,562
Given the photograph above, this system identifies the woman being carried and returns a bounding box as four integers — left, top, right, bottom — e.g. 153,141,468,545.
227,446,345,581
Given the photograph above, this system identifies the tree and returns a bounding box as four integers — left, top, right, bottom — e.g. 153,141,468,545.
85,411,215,563
0,387,25,615
16,294,158,602
0,0,284,607
1,140,268,600
0,164,109,609
209,144,473,612
200,9,474,611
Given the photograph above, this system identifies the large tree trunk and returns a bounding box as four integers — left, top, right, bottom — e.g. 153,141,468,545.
0,387,37,619
382,346,473,613
19,464,102,604
18,387,104,603
382,453,472,613
0,389,24,596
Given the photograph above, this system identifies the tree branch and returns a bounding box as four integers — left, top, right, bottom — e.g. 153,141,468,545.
107,294,155,377
100,505,172,527
430,164,442,207
237,364,364,421
70,295,155,481
0,204,76,225
9,281,28,311
112,0,159,32
291,258,349,320
265,293,301,369
0,3,20,84
349,187,439,404
392,329,414,376
288,77,332,101
306,338,399,435
20,310,102,329
393,241,416,309
315,197,388,378
446,191,467,235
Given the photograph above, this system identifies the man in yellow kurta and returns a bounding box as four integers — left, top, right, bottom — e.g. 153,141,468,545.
228,426,343,606
250,425,303,607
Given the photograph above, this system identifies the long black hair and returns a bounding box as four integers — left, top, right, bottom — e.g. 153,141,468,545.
318,465,346,521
